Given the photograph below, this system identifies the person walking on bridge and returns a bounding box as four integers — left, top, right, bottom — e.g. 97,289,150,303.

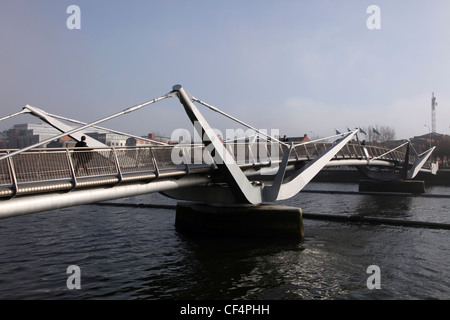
74,136,91,175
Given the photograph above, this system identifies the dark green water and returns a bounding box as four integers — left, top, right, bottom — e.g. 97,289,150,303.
0,183,448,300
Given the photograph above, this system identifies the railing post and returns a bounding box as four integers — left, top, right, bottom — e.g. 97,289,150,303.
182,145,191,175
314,143,319,157
292,145,300,161
149,147,160,178
304,144,311,160
112,148,123,185
248,143,256,165
65,149,78,191
344,144,350,158
6,152,18,198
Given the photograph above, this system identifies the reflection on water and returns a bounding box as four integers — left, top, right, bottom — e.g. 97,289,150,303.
355,195,413,219
0,183,449,300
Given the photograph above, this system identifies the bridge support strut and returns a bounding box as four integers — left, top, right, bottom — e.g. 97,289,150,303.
170,84,361,240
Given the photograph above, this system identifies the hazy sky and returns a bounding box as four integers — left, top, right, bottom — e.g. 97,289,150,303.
1,0,449,140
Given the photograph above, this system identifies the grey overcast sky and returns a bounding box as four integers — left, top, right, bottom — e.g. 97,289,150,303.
1,0,449,140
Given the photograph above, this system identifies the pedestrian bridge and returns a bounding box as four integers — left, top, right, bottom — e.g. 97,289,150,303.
0,85,437,219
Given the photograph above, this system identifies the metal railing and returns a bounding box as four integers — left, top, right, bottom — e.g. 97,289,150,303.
0,145,210,198
291,142,411,163
0,142,417,198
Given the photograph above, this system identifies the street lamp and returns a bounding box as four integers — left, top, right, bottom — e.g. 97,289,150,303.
424,124,432,149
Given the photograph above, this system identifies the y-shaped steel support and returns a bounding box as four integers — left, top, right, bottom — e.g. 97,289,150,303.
407,146,436,179
170,85,358,205
173,85,263,204
358,143,436,181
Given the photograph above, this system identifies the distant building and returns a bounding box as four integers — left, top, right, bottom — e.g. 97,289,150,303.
3,123,64,149
87,132,129,147
126,137,152,147
1,123,171,149
411,132,442,153
47,136,77,148
126,133,171,146
284,134,311,143
1,123,107,149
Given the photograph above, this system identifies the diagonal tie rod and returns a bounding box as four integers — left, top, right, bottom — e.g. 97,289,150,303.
0,92,175,161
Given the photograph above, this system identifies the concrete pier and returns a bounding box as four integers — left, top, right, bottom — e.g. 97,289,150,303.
359,180,426,194
175,202,304,241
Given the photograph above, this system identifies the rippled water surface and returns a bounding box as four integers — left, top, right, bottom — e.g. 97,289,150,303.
0,183,449,300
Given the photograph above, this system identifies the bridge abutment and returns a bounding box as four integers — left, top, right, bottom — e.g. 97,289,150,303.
359,180,426,194
175,202,304,241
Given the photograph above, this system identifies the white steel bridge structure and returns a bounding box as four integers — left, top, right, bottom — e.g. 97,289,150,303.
0,85,437,219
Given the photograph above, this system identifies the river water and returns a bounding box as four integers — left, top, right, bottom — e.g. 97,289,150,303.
0,182,449,300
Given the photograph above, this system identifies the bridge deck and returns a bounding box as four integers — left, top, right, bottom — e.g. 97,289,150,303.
0,142,418,199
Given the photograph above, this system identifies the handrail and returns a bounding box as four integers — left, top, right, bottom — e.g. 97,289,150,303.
0,138,434,199
369,141,409,161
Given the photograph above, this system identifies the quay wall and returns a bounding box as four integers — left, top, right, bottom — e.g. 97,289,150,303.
313,168,450,186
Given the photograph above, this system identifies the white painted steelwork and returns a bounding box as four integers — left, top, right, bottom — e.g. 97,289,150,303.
0,85,438,217
0,175,211,219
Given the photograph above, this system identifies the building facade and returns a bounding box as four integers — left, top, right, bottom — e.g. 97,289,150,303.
87,132,129,147
1,124,170,149
3,123,64,149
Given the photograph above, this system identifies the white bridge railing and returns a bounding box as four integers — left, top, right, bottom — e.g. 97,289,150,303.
0,141,420,199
